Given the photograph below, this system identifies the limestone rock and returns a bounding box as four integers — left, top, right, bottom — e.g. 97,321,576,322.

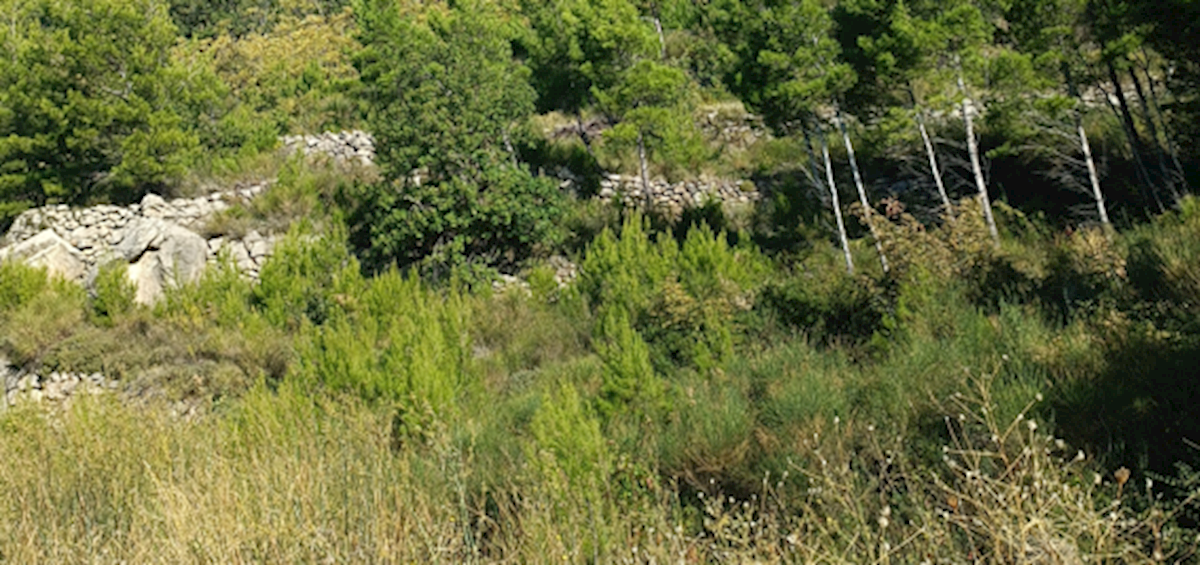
0,229,87,282
121,221,208,305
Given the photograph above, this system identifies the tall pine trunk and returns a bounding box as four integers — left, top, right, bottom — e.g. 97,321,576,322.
833,106,888,273
956,60,1000,248
808,125,854,275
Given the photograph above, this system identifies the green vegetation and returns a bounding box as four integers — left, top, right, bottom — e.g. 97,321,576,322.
2,0,1200,561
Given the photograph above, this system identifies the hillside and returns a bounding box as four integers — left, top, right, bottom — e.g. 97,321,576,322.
2,0,1200,562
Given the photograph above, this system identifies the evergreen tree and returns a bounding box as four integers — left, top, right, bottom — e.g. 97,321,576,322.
351,0,565,276
0,0,198,227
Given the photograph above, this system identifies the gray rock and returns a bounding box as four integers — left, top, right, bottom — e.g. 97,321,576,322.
0,229,87,282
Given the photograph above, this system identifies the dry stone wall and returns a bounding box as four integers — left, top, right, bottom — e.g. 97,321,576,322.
3,368,117,408
0,182,278,304
280,131,762,215
281,130,376,165
593,174,762,217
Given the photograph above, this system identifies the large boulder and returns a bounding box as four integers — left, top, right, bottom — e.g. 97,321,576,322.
115,218,208,304
0,229,87,282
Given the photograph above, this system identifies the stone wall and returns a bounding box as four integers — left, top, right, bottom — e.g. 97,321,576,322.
594,174,762,217
0,182,278,304
281,130,376,165
3,368,117,408
278,131,762,216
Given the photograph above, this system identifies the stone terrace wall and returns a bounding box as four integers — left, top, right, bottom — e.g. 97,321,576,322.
1,182,278,303
281,130,376,165
279,131,762,216
593,174,762,217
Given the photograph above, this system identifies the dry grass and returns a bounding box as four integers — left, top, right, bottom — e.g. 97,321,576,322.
1,370,1194,564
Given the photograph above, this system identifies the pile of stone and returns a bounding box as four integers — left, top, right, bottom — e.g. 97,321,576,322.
0,183,276,304
594,174,761,217
3,369,117,408
281,130,375,165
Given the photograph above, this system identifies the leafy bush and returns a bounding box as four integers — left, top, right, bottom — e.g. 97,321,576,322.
352,165,567,278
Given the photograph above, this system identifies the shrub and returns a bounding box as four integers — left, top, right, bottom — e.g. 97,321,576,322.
352,165,567,278
580,216,764,373
292,270,470,433
594,307,662,419
254,224,364,329
90,261,137,326
0,262,49,314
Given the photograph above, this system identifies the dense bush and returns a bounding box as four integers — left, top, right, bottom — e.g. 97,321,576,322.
351,0,566,275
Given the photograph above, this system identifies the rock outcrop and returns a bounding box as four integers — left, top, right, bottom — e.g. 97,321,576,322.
0,229,87,282
1,183,275,304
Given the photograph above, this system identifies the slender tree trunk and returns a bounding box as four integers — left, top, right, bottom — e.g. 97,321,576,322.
1136,59,1191,194
956,60,1000,248
1077,113,1110,227
651,3,666,60
1129,67,1180,203
1106,59,1163,213
914,101,953,220
814,125,854,275
637,130,652,210
833,105,888,273
1064,64,1110,228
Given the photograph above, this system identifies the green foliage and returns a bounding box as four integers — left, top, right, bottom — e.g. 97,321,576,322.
352,0,566,275
0,262,50,314
529,381,611,489
182,10,362,137
90,262,137,326
353,165,567,277
293,270,470,430
0,278,87,366
594,307,662,417
581,216,764,376
517,0,659,113
254,224,364,329
0,0,199,223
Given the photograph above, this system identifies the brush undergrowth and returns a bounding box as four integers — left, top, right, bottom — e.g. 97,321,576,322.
3,186,1200,560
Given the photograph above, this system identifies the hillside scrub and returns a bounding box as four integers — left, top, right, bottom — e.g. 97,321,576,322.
3,0,1200,559
3,190,1200,559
